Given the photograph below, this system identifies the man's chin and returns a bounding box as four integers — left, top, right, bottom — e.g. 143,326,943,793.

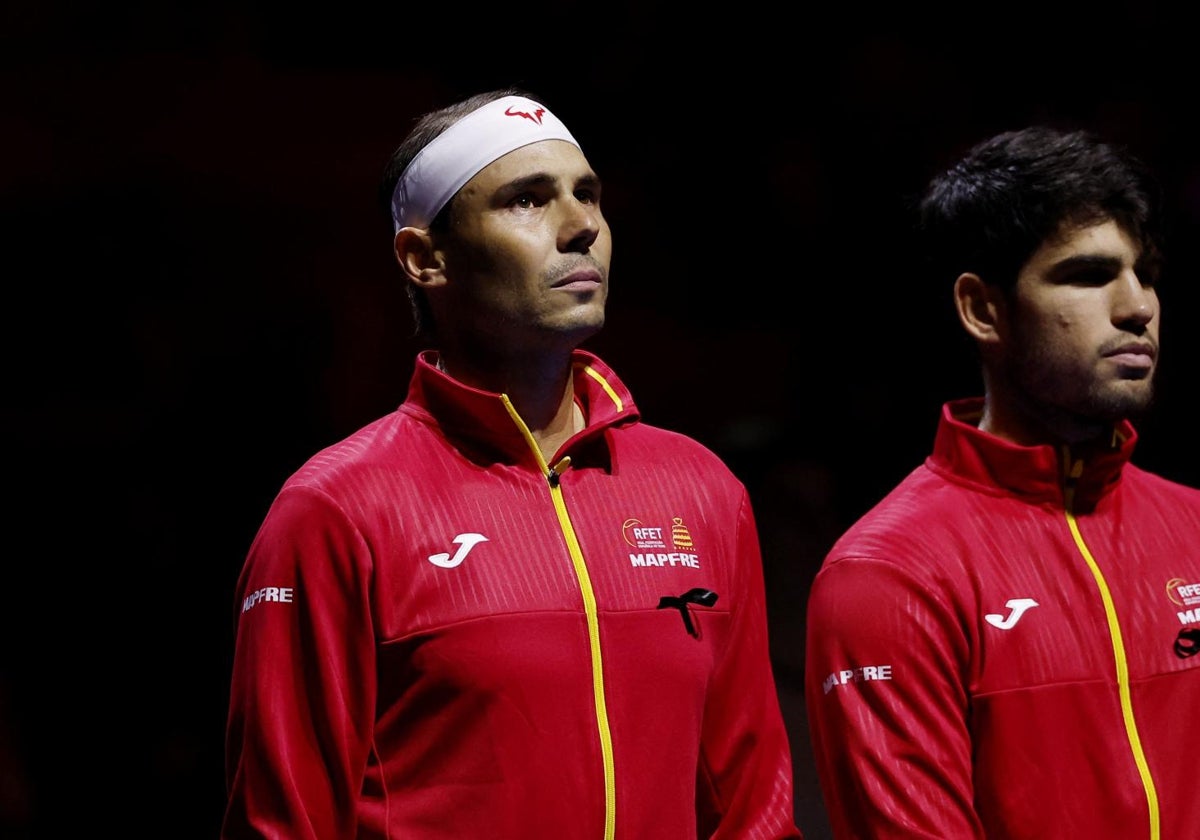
1092,382,1156,421
559,312,605,340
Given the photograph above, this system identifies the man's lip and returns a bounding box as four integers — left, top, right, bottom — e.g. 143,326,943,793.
1107,352,1154,370
1104,343,1156,371
1104,343,1156,359
552,269,603,288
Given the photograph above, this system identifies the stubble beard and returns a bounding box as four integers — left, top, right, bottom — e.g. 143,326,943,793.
1012,344,1156,441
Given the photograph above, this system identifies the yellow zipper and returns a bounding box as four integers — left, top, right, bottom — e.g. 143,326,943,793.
502,395,616,840
1062,450,1159,840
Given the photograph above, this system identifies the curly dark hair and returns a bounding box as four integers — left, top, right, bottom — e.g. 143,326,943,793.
918,125,1165,293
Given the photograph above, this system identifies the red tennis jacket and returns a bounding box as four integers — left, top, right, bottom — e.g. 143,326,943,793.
806,398,1200,839
223,349,801,840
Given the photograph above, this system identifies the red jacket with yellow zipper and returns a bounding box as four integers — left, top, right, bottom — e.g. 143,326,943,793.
805,397,1200,839
223,348,802,840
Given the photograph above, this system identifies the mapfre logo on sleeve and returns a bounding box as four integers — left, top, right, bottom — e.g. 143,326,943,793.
241,585,295,614
821,664,893,694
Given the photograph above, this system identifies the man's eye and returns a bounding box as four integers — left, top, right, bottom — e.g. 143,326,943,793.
1062,268,1115,287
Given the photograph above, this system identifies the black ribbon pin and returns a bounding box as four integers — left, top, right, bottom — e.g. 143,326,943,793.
1174,627,1200,659
657,588,718,638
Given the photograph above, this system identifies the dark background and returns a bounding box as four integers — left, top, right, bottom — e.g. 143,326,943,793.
4,4,1198,838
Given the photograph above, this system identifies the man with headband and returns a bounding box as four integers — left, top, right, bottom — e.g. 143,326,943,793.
221,87,804,839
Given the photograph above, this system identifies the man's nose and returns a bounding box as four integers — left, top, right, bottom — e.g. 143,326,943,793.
1112,270,1157,326
560,200,602,252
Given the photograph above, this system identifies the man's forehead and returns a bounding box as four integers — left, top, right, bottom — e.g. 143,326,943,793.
1041,219,1134,256
1024,219,1138,275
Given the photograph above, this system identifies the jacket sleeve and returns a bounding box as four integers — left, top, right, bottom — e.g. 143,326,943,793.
804,555,983,839
222,486,377,840
697,491,804,839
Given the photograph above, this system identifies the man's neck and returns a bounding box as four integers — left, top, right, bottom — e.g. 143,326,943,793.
977,393,1114,448
437,347,583,462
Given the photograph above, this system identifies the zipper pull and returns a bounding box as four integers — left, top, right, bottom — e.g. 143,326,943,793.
1061,446,1084,508
548,456,572,488
1060,448,1089,508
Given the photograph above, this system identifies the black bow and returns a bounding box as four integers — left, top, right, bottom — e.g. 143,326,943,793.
657,588,718,638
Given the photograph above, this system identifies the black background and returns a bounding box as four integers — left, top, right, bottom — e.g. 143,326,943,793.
4,4,1198,838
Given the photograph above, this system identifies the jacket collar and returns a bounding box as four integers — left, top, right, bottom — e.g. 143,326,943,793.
400,348,640,468
929,397,1137,510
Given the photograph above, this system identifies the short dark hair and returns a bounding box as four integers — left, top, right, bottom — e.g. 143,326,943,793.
378,87,541,338
918,125,1165,292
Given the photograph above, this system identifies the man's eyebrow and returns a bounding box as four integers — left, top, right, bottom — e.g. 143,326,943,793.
503,172,557,193
1044,253,1124,280
502,171,600,193
574,173,601,191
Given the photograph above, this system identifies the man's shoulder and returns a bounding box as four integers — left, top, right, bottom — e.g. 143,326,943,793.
614,421,745,486
1123,461,1200,506
283,409,423,488
618,421,723,455
827,461,972,556
636,423,742,463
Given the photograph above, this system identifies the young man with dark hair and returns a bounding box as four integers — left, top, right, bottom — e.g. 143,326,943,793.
805,125,1200,839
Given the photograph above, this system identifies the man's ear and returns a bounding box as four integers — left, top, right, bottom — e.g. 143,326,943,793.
954,272,1004,345
392,227,447,289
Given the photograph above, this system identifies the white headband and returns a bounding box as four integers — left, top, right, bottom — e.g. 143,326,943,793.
390,95,581,232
